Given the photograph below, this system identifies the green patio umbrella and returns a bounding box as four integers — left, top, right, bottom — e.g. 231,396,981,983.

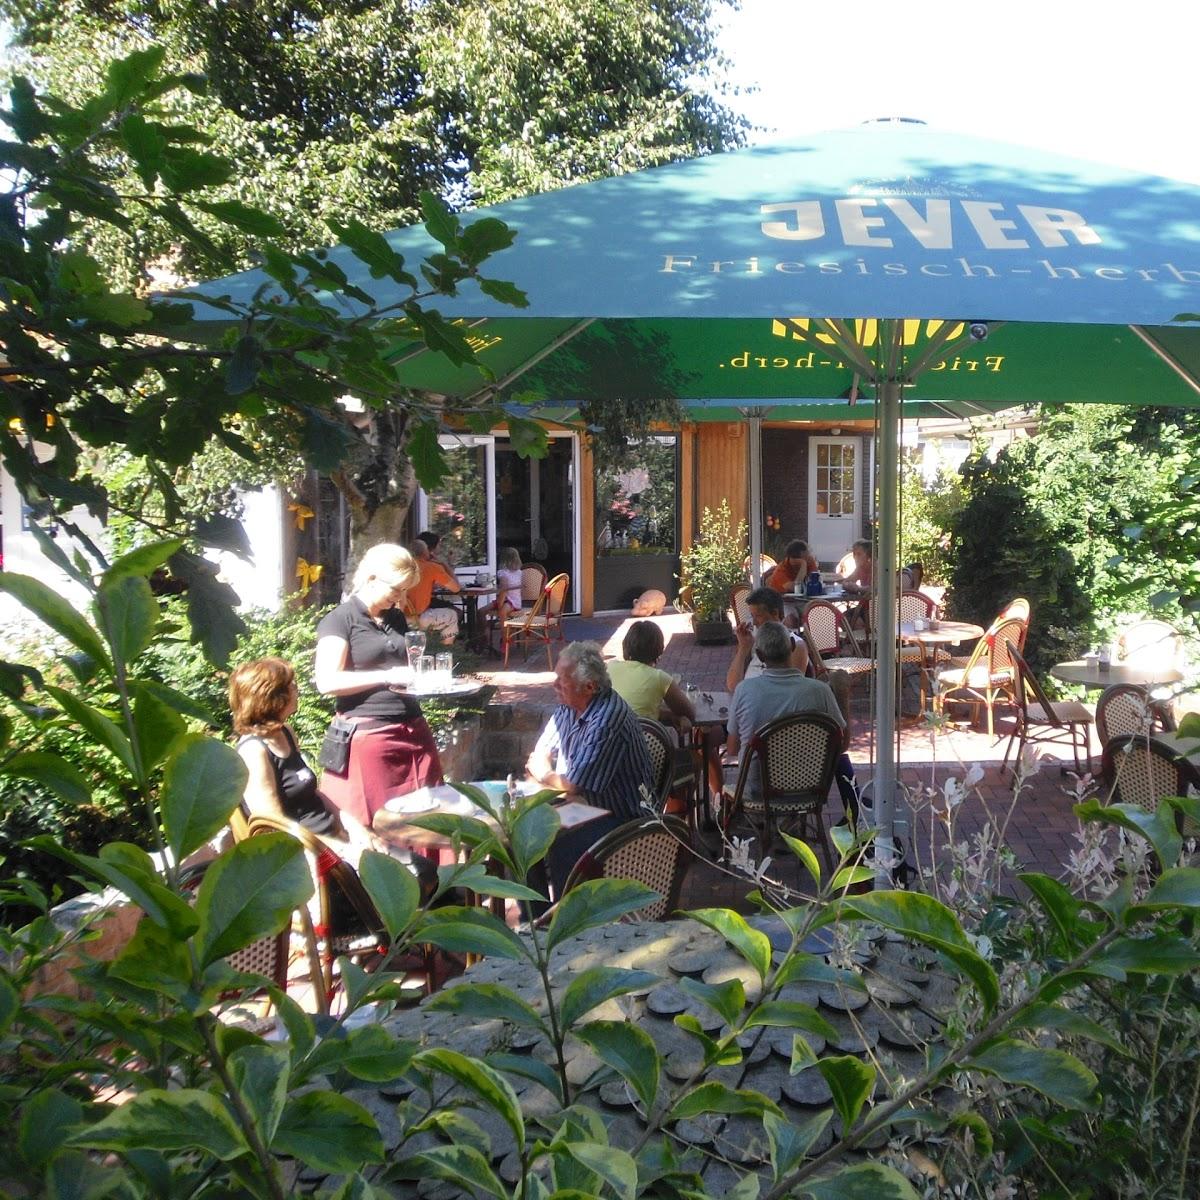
189,121,1200,874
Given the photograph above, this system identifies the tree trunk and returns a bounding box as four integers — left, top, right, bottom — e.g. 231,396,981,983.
330,408,420,588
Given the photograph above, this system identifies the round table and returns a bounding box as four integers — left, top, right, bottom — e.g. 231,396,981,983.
899,620,984,712
1049,659,1184,690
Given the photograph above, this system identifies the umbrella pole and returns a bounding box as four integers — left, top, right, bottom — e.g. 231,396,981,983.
871,377,900,885
748,415,763,586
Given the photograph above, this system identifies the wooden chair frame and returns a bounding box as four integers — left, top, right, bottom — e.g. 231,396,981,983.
1096,683,1176,745
1001,645,1095,777
560,816,692,922
724,711,842,869
730,582,753,628
933,616,1024,737
502,572,569,667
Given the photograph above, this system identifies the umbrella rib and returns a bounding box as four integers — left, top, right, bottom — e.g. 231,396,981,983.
1128,326,1200,398
463,318,596,404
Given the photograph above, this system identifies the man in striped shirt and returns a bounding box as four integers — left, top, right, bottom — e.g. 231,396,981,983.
526,641,655,896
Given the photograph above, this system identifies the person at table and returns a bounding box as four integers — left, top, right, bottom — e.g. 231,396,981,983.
232,655,435,892
526,641,655,897
727,586,809,692
314,542,444,831
901,561,924,592
608,620,695,727
725,622,858,820
405,538,461,641
765,539,820,595
478,545,524,627
839,538,873,627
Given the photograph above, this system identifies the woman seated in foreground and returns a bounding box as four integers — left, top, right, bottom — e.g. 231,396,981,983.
230,657,381,862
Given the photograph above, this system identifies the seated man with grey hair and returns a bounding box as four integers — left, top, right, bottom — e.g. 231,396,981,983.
726,621,858,818
526,641,656,898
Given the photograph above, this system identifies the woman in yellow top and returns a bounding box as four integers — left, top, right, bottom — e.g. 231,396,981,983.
608,621,695,726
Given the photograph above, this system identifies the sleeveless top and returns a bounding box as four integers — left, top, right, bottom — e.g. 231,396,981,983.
238,727,338,836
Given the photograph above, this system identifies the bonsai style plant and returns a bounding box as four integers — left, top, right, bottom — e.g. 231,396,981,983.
678,500,747,644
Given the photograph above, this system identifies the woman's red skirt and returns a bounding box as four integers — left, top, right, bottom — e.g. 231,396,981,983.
319,716,443,828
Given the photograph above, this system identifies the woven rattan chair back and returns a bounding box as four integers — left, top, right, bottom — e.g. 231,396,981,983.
1119,620,1184,670
1101,734,1200,839
520,563,548,605
726,712,841,867
730,583,753,627
638,718,675,810
544,572,569,618
801,599,844,659
561,816,691,921
1096,684,1167,744
898,590,938,622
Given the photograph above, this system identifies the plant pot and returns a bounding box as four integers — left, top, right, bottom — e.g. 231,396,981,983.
691,614,734,645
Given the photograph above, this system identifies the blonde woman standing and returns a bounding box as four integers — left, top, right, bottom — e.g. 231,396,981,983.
314,543,443,830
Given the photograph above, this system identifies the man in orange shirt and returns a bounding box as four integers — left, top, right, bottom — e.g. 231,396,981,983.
406,540,461,639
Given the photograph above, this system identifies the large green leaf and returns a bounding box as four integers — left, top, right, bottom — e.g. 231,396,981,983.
782,832,822,889
415,1048,525,1151
161,734,246,860
70,1089,247,1160
303,1024,415,1083
273,1091,384,1172
131,683,188,770
669,1080,781,1121
1009,1003,1128,1056
414,906,530,962
745,1001,839,1043
676,975,746,1027
0,573,108,666
402,1146,506,1200
1018,873,1085,947
545,879,659,952
837,891,1000,1014
100,539,185,588
427,981,547,1031
2,752,90,806
564,1142,637,1200
228,1043,290,1143
687,908,773,981
134,678,216,727
0,972,17,1035
1130,867,1200,914
358,849,419,942
967,1039,1098,1110
1093,934,1200,975
816,1055,876,1133
19,1088,84,1168
509,801,560,878
1074,798,1181,871
765,1109,831,1182
43,685,134,774
802,1162,920,1199
573,1020,659,1113
559,966,659,1030
194,833,311,965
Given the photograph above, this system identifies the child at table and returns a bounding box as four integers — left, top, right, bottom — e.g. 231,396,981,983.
479,546,524,632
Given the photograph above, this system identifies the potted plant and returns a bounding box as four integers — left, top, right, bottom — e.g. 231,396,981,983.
678,500,746,644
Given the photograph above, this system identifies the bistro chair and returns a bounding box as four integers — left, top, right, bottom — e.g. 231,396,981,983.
802,600,874,705
1118,620,1185,671
245,814,392,1011
868,590,941,663
1096,683,1177,745
1001,646,1095,777
502,572,570,667
560,816,692,922
730,582,753,627
639,716,700,828
933,616,1024,737
723,711,842,869
1101,734,1200,844
519,563,548,607
944,597,1030,669
743,552,777,580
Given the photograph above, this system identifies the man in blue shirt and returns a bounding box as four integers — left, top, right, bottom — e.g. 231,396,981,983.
527,641,655,896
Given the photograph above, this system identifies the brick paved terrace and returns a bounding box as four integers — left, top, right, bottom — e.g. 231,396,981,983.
461,611,1177,910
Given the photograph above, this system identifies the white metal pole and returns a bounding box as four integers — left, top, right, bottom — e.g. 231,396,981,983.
748,415,763,587
872,377,900,883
